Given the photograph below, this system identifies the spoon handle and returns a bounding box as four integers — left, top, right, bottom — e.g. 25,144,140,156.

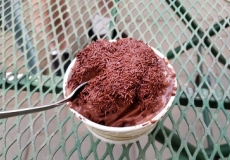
0,98,69,119
0,82,87,119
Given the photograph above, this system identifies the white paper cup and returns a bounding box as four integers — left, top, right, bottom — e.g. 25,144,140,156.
63,40,177,144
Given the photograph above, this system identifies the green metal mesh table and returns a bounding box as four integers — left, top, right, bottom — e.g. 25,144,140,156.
0,0,230,159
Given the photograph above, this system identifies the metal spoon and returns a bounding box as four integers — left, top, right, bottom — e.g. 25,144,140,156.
0,82,88,119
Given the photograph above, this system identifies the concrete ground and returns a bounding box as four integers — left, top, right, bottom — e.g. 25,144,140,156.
0,0,230,159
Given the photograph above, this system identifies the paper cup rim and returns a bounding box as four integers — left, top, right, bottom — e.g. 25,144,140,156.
63,40,177,133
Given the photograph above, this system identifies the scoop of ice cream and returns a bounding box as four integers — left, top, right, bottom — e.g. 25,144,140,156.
66,38,176,127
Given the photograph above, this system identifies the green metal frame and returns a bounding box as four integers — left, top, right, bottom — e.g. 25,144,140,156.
0,0,230,159
162,0,230,159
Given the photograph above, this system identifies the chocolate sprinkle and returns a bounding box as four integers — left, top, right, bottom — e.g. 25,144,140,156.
66,38,176,127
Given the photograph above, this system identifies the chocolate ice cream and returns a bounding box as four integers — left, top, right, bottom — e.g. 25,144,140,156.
66,38,176,127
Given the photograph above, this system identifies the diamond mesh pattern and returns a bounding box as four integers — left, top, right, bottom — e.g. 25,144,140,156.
0,0,230,159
